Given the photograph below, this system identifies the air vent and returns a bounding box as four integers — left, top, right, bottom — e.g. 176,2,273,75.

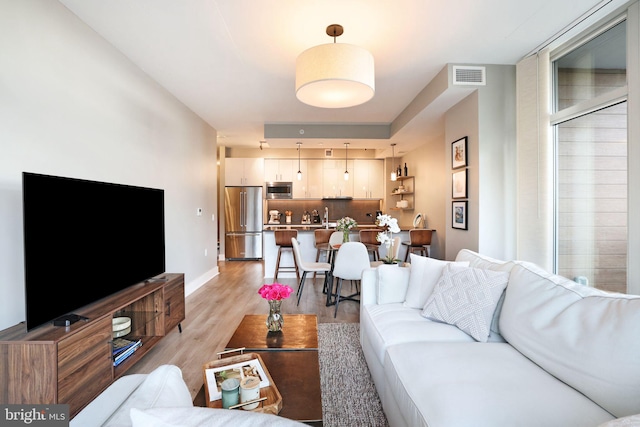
452,65,486,86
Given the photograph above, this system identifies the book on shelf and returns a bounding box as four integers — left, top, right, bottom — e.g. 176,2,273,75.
112,337,140,356
113,338,142,366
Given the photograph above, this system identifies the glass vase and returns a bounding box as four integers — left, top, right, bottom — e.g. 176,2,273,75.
266,299,283,332
342,230,350,243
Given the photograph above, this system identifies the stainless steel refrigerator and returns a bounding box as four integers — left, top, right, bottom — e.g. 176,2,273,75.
225,186,263,260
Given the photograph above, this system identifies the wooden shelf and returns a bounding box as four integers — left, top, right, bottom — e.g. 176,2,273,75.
391,176,415,210
0,273,185,418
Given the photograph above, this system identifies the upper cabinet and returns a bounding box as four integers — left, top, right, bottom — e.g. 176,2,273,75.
225,158,265,186
353,159,384,199
323,159,354,198
264,159,294,182
292,159,323,199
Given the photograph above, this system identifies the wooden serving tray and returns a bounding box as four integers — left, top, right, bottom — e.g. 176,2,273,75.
202,352,282,415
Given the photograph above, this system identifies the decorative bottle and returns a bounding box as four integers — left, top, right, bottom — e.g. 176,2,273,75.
404,163,408,176
397,165,402,177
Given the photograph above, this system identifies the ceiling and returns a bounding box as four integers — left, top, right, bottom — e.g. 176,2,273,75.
57,0,623,156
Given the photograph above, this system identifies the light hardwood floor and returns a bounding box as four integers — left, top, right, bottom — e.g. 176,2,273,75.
127,260,359,399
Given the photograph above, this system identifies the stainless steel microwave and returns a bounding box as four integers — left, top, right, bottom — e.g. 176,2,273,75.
265,181,293,199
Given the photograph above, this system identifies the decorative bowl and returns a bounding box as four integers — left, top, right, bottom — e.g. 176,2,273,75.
112,316,131,332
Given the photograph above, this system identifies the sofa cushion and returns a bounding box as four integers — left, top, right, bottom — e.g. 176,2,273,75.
500,262,640,418
376,263,411,304
360,303,474,365
131,407,306,426
598,414,640,427
383,341,614,427
421,264,509,342
403,254,469,309
103,365,193,427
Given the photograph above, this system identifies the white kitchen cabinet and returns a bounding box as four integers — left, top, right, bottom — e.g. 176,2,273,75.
264,159,294,182
323,159,354,198
225,158,265,186
354,159,384,199
293,159,323,198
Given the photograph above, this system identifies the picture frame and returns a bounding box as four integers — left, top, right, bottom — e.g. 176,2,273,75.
452,169,467,199
452,201,468,230
451,137,468,169
204,357,270,401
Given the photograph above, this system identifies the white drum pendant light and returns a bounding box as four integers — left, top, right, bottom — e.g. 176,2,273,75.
296,24,375,108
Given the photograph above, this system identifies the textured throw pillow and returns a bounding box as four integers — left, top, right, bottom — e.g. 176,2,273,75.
421,264,509,342
403,254,469,309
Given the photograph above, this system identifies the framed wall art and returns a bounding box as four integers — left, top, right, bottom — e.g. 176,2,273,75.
451,136,468,169
452,201,468,230
452,169,467,199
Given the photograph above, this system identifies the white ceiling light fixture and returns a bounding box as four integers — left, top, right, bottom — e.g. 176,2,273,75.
296,24,375,109
296,142,303,181
390,143,397,181
344,142,350,181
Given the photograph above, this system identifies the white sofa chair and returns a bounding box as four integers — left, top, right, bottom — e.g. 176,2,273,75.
360,250,640,427
70,364,305,427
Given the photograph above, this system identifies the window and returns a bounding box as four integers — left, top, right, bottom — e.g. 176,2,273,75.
552,19,628,293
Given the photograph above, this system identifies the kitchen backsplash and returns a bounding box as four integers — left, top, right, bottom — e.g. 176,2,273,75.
266,199,382,225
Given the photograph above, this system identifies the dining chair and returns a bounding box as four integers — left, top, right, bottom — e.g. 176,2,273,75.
329,231,344,246
402,229,433,262
291,237,331,306
274,229,299,281
330,242,371,318
314,228,335,280
359,229,381,261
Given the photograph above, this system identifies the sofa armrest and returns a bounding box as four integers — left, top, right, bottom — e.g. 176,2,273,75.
361,265,411,305
361,268,379,305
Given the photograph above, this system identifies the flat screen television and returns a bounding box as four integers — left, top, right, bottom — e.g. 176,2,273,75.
22,172,165,331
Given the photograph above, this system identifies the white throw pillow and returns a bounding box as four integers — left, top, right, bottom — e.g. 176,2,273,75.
403,254,469,309
421,264,509,342
131,407,306,426
376,263,410,304
104,365,193,427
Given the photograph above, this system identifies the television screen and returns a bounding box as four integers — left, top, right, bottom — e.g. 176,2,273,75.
22,172,165,331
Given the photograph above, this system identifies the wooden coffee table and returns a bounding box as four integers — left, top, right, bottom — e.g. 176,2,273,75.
195,314,323,426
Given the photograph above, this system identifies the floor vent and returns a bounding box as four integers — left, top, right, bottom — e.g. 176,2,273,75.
452,65,486,86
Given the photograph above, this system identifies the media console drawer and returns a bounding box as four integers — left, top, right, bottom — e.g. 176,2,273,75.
58,317,112,415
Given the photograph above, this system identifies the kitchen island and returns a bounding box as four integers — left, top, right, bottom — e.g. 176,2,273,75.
263,225,410,279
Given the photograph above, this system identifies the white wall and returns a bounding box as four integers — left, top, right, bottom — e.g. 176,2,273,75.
445,93,480,259
444,65,517,261
398,132,447,259
0,0,218,330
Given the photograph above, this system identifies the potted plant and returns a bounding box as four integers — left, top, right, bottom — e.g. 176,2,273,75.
336,216,358,243
376,214,401,264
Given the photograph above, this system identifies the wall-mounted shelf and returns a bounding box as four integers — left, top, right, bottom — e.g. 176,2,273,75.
390,176,415,210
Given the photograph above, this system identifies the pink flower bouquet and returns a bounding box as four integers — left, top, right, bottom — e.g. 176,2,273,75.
258,283,293,301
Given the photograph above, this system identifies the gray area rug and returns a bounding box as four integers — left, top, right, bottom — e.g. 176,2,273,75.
318,323,389,427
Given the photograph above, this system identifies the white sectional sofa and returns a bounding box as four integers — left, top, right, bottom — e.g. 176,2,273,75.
360,249,640,427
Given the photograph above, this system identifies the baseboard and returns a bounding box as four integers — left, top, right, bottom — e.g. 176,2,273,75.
185,266,219,297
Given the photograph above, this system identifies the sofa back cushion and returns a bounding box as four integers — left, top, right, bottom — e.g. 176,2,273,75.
500,262,640,418
403,254,468,309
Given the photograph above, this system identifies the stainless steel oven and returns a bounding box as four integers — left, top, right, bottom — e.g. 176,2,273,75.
265,182,293,199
